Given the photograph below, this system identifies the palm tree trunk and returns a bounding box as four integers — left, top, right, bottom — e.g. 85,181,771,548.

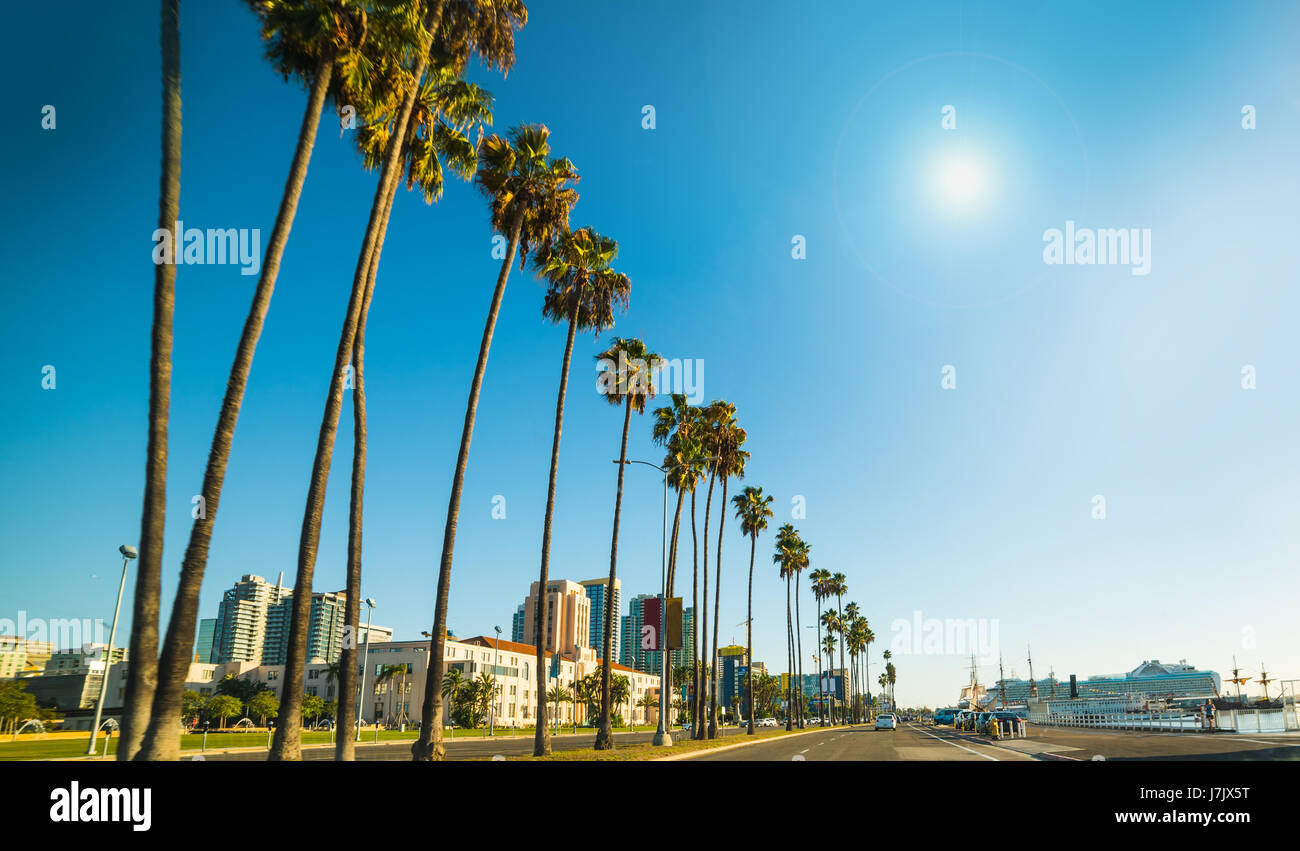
524,311,579,753
595,395,633,750
413,206,523,762
689,489,700,735
784,574,793,731
140,52,335,763
698,469,715,738
837,596,846,724
121,0,181,762
708,474,727,738
745,534,755,735
271,7,441,759
794,573,804,729
814,601,825,725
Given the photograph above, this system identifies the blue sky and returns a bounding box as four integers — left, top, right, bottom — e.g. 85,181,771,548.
3,0,1298,706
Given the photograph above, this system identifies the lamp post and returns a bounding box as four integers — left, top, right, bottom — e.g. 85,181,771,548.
86,544,135,755
489,625,501,736
356,598,376,741
620,459,670,746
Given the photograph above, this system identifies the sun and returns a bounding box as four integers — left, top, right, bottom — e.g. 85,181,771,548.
931,155,986,208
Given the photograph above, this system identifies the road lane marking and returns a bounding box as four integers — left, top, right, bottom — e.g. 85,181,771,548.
909,724,998,761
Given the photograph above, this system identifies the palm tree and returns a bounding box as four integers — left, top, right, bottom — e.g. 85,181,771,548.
271,0,452,763
639,693,659,727
610,674,630,730
652,395,706,736
773,524,799,730
791,536,810,728
139,0,391,763
704,401,747,738
528,227,631,754
733,485,772,734
338,56,493,761
414,124,578,763
820,611,842,723
882,649,893,711
830,572,848,721
843,603,860,721
545,684,571,735
120,0,182,763
594,337,658,750
808,567,830,725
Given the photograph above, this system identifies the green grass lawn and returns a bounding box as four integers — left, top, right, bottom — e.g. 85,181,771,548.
0,724,661,761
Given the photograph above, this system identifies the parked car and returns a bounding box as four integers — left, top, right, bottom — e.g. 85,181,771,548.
933,708,958,725
758,717,778,727
875,713,897,731
954,710,976,732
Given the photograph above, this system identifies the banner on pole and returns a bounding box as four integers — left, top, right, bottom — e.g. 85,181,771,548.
642,597,663,651
666,597,683,650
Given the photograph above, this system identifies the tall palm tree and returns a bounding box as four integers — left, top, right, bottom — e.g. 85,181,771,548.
830,572,848,721
336,60,492,762
704,401,747,738
791,537,810,728
843,603,860,721
529,227,631,754
732,485,772,734
594,337,659,750
140,0,388,762
820,611,841,723
773,523,798,730
862,622,876,720
271,0,451,763
821,632,838,722
652,395,706,736
808,567,830,725
416,124,578,763
610,674,630,729
882,649,893,711
545,683,571,735
121,0,182,762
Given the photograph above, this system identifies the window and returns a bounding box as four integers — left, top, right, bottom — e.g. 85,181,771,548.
309,670,319,680
267,670,279,681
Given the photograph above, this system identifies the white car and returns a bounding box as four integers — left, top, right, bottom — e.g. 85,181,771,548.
758,718,778,728
874,713,897,731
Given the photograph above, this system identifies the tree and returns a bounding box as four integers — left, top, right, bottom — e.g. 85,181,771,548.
808,567,830,724
773,524,799,731
529,227,631,751
592,338,659,749
272,0,452,763
337,11,499,760
204,695,243,730
829,572,848,722
545,684,571,735
181,690,205,727
732,485,772,734
121,0,182,763
413,123,579,763
821,624,839,723
703,401,747,738
610,674,630,730
790,536,810,728
301,693,326,727
141,0,384,762
248,690,281,726
652,395,707,738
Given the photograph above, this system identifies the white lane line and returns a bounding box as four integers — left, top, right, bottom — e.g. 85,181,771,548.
800,748,809,754
909,724,999,761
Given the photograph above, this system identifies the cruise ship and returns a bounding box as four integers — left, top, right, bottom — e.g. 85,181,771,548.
984,659,1221,707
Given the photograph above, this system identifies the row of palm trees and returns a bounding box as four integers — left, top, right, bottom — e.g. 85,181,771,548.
121,0,880,761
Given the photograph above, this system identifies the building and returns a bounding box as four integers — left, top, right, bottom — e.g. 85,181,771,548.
211,574,291,664
621,597,694,675
43,644,127,676
265,590,348,665
195,619,216,664
579,577,621,664
0,637,56,679
511,603,526,643
520,579,591,656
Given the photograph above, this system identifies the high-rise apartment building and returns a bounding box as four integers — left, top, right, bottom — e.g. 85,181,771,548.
511,603,526,644
195,618,216,664
579,577,620,662
620,597,693,674
212,574,290,664
264,590,348,665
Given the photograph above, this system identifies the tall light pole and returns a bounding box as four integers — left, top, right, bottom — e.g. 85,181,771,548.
356,598,376,741
489,625,501,735
620,459,670,746
87,544,135,755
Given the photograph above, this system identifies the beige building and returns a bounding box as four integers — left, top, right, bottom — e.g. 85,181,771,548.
521,580,592,656
0,636,55,678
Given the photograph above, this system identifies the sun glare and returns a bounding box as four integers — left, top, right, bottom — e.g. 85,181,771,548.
932,155,986,208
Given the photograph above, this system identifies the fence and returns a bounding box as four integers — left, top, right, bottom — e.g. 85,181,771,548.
1034,708,1295,734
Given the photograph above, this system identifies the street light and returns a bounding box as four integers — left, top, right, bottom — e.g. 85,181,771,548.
356,597,376,742
489,625,501,736
619,456,718,747
86,544,135,755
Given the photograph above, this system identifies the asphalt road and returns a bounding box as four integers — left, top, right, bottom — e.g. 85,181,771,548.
690,722,1300,761
196,723,1300,761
